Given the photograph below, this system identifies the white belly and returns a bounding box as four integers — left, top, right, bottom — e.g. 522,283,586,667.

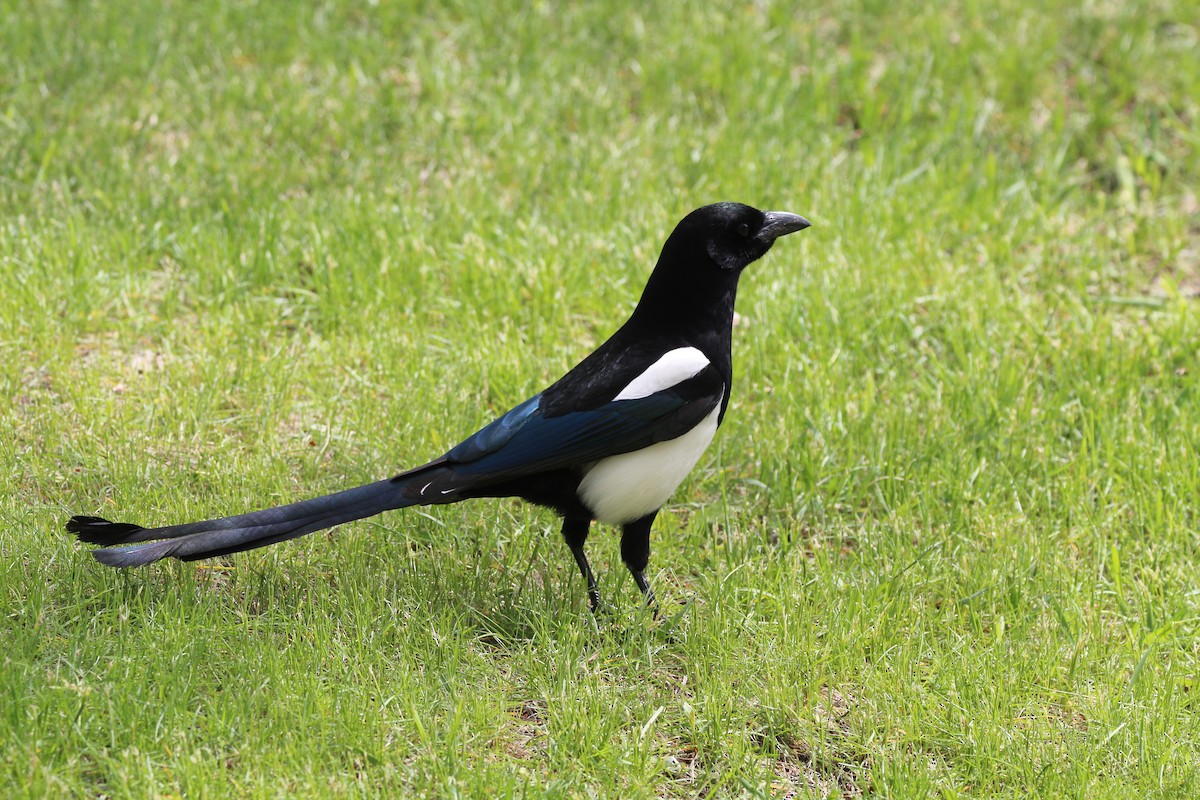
577,404,721,525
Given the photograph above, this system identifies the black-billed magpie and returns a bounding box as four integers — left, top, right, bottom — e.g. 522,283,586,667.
67,202,810,611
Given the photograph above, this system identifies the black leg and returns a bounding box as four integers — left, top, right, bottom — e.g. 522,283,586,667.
561,517,601,612
621,511,660,614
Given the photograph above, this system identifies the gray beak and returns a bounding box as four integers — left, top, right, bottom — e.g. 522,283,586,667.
756,211,812,244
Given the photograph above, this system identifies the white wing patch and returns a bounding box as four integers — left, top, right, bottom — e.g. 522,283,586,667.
578,402,721,525
614,347,710,401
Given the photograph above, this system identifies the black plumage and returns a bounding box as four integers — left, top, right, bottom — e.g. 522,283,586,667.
67,202,810,611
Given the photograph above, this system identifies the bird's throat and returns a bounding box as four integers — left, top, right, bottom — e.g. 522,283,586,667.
629,273,739,342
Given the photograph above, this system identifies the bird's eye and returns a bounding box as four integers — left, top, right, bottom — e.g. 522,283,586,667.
736,223,750,237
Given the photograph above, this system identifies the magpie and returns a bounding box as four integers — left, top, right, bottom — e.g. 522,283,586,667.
67,202,810,611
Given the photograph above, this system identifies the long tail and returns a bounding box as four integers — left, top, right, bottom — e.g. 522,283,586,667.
66,471,441,568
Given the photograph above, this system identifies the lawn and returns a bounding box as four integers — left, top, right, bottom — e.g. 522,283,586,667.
2,0,1199,796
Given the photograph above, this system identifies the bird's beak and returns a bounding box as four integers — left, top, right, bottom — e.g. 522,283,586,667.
756,211,812,243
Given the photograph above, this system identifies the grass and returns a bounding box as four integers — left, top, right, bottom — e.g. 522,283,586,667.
2,0,1199,796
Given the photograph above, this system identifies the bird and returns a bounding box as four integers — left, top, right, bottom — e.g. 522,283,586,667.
67,202,811,612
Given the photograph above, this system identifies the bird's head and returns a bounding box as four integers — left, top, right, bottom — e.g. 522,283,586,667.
670,202,811,273
630,202,811,333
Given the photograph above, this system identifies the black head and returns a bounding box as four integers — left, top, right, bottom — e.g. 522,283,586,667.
629,202,811,335
669,202,812,272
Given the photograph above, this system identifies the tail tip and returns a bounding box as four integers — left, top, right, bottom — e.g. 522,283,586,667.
66,515,146,545
65,515,108,533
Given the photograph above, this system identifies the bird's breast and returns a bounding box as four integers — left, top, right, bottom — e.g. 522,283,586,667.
576,402,721,525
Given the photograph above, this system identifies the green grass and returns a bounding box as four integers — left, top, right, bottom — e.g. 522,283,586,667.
3,0,1199,796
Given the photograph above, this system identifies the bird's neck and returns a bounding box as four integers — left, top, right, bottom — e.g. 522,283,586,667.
627,264,740,350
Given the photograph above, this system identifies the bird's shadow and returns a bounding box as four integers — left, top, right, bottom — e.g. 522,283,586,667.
76,541,690,652
459,582,695,652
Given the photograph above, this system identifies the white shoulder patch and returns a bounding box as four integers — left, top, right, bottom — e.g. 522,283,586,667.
614,347,710,401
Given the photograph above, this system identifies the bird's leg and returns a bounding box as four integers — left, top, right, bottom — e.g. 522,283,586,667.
561,517,602,613
621,512,660,616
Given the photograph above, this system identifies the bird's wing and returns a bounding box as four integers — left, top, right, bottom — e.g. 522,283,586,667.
394,366,724,487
